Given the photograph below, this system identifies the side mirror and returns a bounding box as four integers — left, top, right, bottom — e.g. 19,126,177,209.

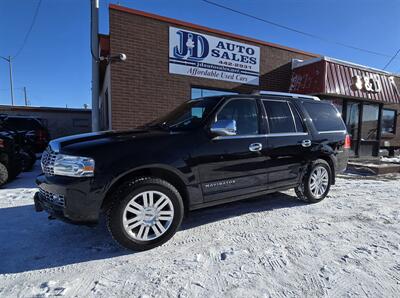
210,119,237,136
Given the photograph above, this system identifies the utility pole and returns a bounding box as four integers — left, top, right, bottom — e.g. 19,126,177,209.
1,56,15,106
91,0,100,131
23,86,28,106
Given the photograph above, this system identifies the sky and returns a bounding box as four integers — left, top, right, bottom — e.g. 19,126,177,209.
0,0,399,108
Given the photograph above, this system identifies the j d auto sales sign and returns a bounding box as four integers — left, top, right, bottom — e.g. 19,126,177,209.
169,27,260,86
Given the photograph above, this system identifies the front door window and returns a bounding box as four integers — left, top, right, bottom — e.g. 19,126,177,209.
215,98,259,135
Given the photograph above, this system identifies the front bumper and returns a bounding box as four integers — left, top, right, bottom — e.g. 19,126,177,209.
35,174,103,224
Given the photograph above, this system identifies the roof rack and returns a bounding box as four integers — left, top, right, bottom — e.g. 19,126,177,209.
252,90,320,101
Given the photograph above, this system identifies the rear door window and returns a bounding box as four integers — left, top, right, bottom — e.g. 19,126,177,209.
303,102,346,132
263,100,296,133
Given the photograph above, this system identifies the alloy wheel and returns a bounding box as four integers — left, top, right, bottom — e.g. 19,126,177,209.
309,166,329,199
122,190,174,241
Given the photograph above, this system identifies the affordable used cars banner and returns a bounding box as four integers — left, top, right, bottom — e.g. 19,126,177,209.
169,27,260,86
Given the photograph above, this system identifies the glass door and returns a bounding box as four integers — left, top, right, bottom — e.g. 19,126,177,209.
345,101,360,156
359,104,380,156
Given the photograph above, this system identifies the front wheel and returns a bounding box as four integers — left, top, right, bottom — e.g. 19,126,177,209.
295,159,332,203
0,162,9,186
106,177,184,251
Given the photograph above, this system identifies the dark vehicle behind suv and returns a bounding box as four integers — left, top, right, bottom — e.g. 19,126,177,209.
0,131,23,185
35,92,349,251
0,115,50,152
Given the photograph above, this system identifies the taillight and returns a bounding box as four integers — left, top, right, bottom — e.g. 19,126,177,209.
344,134,351,149
0,139,4,148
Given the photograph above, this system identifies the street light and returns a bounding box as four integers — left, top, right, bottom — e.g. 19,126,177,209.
0,56,15,106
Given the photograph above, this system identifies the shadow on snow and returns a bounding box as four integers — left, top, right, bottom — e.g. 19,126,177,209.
0,191,303,274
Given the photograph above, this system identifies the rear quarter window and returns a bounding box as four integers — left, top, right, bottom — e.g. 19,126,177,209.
303,102,346,132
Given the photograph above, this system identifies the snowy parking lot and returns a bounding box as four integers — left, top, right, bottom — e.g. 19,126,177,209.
0,163,399,297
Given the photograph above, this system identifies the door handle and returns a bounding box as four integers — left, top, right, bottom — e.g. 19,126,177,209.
249,143,262,152
301,139,312,147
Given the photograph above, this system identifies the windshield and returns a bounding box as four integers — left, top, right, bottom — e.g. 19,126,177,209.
146,97,222,130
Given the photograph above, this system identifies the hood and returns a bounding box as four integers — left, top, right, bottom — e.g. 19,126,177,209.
49,129,181,154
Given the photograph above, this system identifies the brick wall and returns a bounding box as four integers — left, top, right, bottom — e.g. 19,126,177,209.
109,7,317,130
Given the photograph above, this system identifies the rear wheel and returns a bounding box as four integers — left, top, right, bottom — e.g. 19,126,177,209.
295,159,332,203
0,162,9,187
106,177,184,251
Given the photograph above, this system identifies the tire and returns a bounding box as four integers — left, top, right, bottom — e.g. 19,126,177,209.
8,158,22,180
106,177,184,251
0,162,9,187
20,151,32,172
25,150,36,171
295,159,332,203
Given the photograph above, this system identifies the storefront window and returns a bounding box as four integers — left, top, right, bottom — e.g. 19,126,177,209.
321,98,343,115
361,104,379,140
191,88,237,99
382,109,397,135
345,101,360,155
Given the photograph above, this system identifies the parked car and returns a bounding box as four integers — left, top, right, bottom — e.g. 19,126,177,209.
34,92,350,251
0,117,38,171
0,131,23,186
0,115,50,152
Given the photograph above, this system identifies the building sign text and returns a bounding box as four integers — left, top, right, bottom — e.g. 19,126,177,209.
169,27,260,85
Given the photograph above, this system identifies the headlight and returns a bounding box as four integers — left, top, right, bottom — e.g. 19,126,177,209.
53,154,95,177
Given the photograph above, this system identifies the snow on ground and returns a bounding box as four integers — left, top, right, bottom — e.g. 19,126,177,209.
381,156,400,164
0,163,400,297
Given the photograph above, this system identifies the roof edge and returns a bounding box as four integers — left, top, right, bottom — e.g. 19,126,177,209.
0,105,91,112
293,56,400,77
109,4,319,58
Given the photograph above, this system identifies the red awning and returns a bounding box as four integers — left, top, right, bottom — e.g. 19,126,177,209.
290,57,400,104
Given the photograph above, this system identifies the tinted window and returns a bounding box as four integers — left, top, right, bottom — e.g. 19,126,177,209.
382,109,396,134
147,97,220,130
216,98,259,135
263,101,296,133
304,102,346,132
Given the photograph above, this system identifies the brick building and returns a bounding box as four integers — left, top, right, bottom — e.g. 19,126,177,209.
99,4,400,157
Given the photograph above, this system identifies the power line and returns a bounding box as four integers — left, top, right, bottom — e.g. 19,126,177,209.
383,48,400,70
13,0,43,59
200,0,394,58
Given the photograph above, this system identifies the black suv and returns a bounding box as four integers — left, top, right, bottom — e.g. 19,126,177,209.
0,115,50,152
35,92,349,251
0,131,23,186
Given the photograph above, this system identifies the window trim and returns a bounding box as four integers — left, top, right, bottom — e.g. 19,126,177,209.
381,108,397,135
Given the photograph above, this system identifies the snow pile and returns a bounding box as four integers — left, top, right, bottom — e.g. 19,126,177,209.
0,164,399,297
381,156,400,164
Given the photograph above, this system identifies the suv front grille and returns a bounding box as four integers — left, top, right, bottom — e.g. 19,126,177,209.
41,146,57,176
39,188,65,207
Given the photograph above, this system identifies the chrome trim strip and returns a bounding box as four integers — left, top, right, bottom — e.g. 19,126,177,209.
212,132,309,140
213,134,264,140
267,132,309,137
318,130,347,134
